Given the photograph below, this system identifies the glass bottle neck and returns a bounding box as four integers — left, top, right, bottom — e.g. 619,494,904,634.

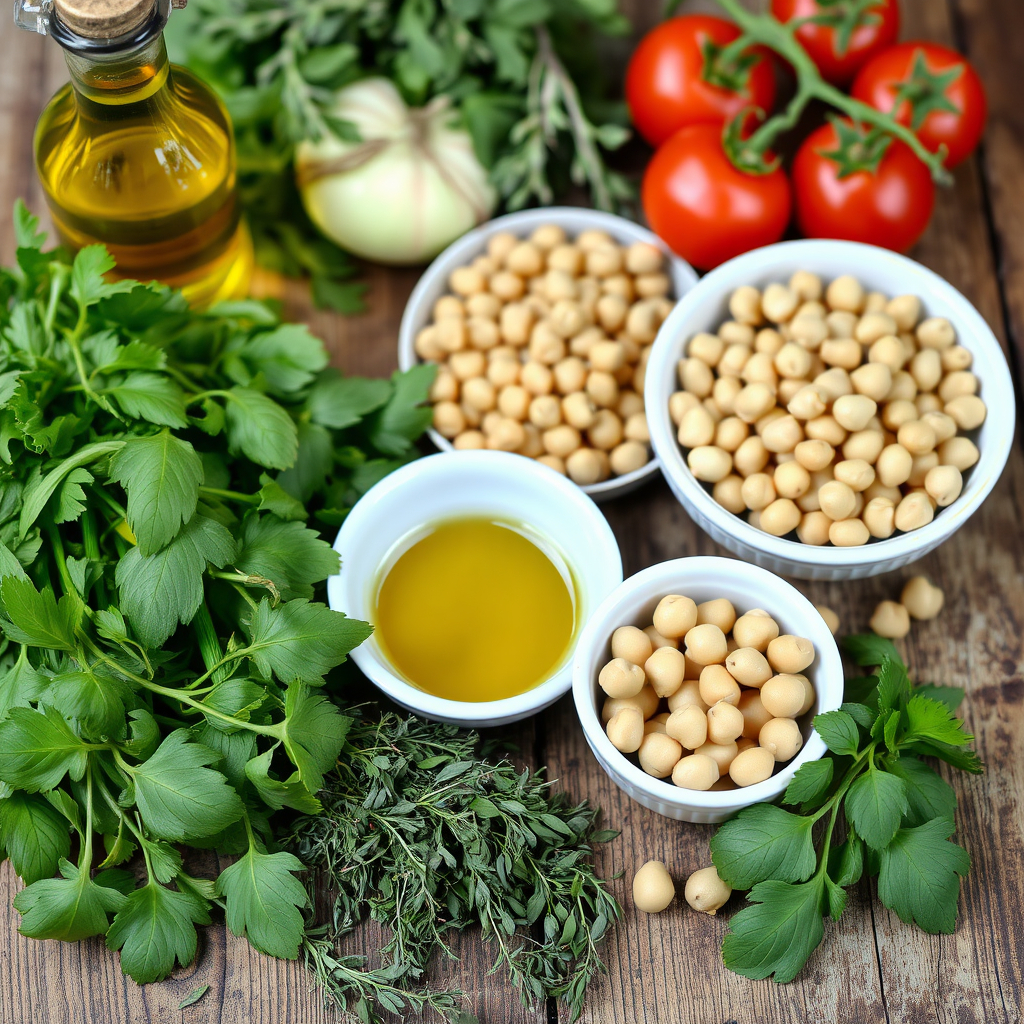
64,34,169,107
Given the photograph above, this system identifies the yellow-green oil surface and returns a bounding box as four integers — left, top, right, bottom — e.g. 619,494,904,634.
375,518,576,702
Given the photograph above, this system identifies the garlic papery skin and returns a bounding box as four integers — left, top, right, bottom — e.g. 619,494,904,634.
296,78,497,266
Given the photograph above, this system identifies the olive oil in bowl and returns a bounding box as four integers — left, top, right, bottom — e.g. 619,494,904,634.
374,518,576,702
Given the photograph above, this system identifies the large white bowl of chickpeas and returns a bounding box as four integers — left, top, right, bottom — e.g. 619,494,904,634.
645,240,1015,580
398,207,698,500
573,556,843,823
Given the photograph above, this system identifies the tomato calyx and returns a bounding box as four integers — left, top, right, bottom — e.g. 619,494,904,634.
722,110,783,176
700,36,764,96
891,49,964,131
795,0,884,58
816,116,892,178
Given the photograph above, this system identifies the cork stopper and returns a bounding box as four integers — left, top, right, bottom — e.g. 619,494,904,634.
53,0,157,39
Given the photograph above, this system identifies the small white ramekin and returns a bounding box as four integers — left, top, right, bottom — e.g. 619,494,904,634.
327,450,623,728
397,206,699,502
645,240,1015,580
572,556,843,824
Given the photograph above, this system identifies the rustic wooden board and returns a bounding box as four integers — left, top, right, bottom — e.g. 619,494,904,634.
0,0,1022,1022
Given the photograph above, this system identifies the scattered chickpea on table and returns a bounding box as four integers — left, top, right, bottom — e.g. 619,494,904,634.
599,596,817,791
416,224,674,485
671,272,986,545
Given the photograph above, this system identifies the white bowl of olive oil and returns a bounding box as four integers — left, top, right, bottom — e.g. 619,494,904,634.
328,451,623,728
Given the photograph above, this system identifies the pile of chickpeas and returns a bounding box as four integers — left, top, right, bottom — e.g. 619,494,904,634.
416,224,674,486
671,272,985,546
599,595,817,791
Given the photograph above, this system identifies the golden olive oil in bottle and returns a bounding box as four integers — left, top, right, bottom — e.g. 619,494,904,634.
18,0,253,307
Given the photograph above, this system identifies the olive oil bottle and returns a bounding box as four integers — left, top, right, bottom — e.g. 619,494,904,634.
16,0,252,307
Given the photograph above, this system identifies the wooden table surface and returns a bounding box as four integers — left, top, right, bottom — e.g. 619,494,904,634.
1,1,1022,1022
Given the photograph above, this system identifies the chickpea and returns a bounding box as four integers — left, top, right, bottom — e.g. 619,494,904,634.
586,408,623,451
667,681,706,715
502,241,541,277
732,435,769,477
863,496,896,538
916,316,956,349
595,293,628,333
687,445,733,482
586,370,620,409
925,464,963,506
729,745,776,787
496,384,530,421
484,231,518,264
619,411,648,445
569,326,604,359
542,424,582,458
526,394,561,430
920,411,957,445
741,472,776,511
521,361,555,396
759,717,804,761
719,343,753,376
722,648,770,690
728,285,762,325
774,460,811,499
652,595,697,640
813,370,854,405
460,402,483,428
433,295,466,322
839,429,883,465
818,480,857,521
415,325,446,361
734,691,772,742
797,509,832,545
685,623,728,665
829,517,870,547
664,703,706,749
731,383,775,425
645,715,670,736
848,362,892,403
901,576,945,620
873,443,912,488
642,646,685,698
790,439,832,474
563,391,598,431
561,447,604,485
944,394,987,430
869,334,908,372
731,610,780,652
699,665,742,706
682,865,733,917
606,706,645,752
486,417,526,452
688,332,725,368
691,741,737,777
466,291,503,320
894,490,935,532
896,419,937,457
760,674,807,718
598,657,646,698
854,311,897,344
625,301,662,343
551,356,587,396
713,475,746,514
607,626,651,672
831,394,877,433
760,414,803,455
784,270,820,302
941,344,973,372
453,429,486,450
623,241,663,275
907,450,939,488
707,700,745,744
938,436,979,471
759,498,802,537
433,401,466,438
870,600,911,640
825,274,865,312
789,312,829,349
692,598,735,634
916,393,943,416
630,857,678,912
519,423,545,458
718,322,755,348
741,351,779,388
754,328,786,356
487,358,520,388
672,753,720,791
786,384,828,422
463,316,499,351
536,454,567,475
886,294,922,331
430,368,460,404
759,283,799,323
820,338,863,371
607,439,647,476
636,731,682,778
832,459,875,493
767,635,814,675
678,405,716,448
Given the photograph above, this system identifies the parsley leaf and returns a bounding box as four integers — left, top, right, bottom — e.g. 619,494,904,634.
783,757,833,807
883,755,957,828
0,706,90,791
108,430,204,555
106,882,212,983
710,804,817,889
223,387,298,470
844,767,908,851
15,859,126,941
877,817,970,933
108,372,189,428
237,324,328,393
244,746,323,814
44,669,133,740
275,683,352,793
843,633,900,667
69,246,136,308
217,844,308,959
130,730,245,842
307,372,392,430
234,515,340,601
902,694,973,746
0,647,47,720
368,365,436,456
812,708,861,755
0,576,79,651
0,792,71,884
721,876,825,982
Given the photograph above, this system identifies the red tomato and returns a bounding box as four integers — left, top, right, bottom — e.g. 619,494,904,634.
851,42,987,168
771,0,899,85
642,124,792,271
792,120,935,253
626,15,777,147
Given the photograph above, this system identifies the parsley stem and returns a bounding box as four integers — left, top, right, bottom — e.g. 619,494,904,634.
199,486,259,505
138,677,279,737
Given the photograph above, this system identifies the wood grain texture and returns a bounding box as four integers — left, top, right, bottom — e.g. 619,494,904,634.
0,0,1023,1022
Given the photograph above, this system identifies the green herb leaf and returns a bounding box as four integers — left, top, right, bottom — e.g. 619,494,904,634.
844,767,908,851
223,387,298,470
0,706,91,791
217,844,308,959
783,757,833,807
721,876,825,982
710,804,817,889
108,372,189,428
234,515,340,601
237,324,329,393
0,576,79,651
275,683,352,793
884,755,957,828
15,857,127,941
902,694,972,746
0,647,48,721
877,656,912,715
44,669,133,740
130,730,245,842
70,246,136,308
843,633,899,667
812,708,861,756
108,430,204,556
244,746,322,814
0,792,71,884
877,817,970,933
307,372,392,430
256,474,306,521
828,830,864,887
106,881,212,983
178,985,210,1009
368,365,436,456
913,683,964,712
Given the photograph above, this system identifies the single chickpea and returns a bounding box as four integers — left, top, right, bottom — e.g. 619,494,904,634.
595,293,628,333
733,383,777,424
460,402,483,428
586,370,620,409
415,325,446,361
886,294,922,331
832,394,878,433
762,283,800,323
869,334,908,372
467,316,501,350
881,399,919,432
855,311,898,344
713,474,747,514
916,316,956,349
466,291,502,320
669,390,700,425
645,716,669,736
436,318,470,354
498,384,531,420
583,245,622,279
686,332,724,368
536,453,567,475
610,440,649,476
729,746,775,787
722,649,770,690
695,598,736,633
916,393,944,416
944,394,987,430
430,367,460,404
829,517,870,547
598,657,646,698
766,636,814,676
589,340,626,373
576,228,614,251
624,241,664,275
562,446,606,485
818,480,857,521
870,600,911,639
453,429,487,451
773,342,813,382
733,435,771,477
938,436,980,471
788,270,823,302
925,464,963,506
433,401,466,438
824,309,857,339
706,700,745,745
450,265,487,296
901,576,945,620
685,623,728,665
462,376,497,413
825,274,865,313
759,498,802,537
693,740,738,775
789,312,829,349
677,357,714,398
761,415,804,454
666,704,708,750
434,295,466,321
502,241,542,277
759,717,804,761
672,753,720,791
487,231,519,263
863,496,897,538
542,424,582,458
889,369,920,403
606,706,645,753
625,301,662,343
897,419,937,456
618,388,644,416
760,674,808,718
552,356,588,395
653,595,698,639
773,460,811,500
894,490,935,532
491,270,527,302
545,244,582,275
741,472,776,511
487,358,520,388
865,479,903,503
563,391,598,431
795,509,830,545
588,409,625,451
791,439,833,473
644,646,687,698
667,680,707,714
740,351,779,388
687,445,733,482
909,348,942,393
840,429,883,465
942,345,973,372
528,394,563,430
849,363,893,403
920,411,957,445
519,423,545,458
834,459,876,492
728,285,763,325
676,405,716,449
486,417,526,452
625,411,651,444
720,320,756,346
521,360,555,395
602,274,636,303
638,732,684,778
718,342,753,376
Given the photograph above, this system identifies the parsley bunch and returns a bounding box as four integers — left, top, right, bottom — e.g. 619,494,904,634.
711,635,983,982
0,202,434,982
287,714,621,1024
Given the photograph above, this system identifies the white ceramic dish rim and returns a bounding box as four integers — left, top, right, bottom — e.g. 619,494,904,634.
572,556,845,811
397,206,700,498
645,239,1016,571
328,450,623,723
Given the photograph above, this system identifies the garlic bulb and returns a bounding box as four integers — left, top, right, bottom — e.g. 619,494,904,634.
296,78,497,265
